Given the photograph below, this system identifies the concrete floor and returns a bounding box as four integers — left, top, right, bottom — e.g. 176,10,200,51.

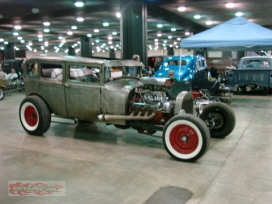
0,90,272,204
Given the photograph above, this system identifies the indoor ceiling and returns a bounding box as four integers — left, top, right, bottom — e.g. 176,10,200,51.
0,0,271,56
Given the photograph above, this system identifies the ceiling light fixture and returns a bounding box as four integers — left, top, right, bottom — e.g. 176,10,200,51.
14,25,21,30
43,28,50,32
157,24,163,28
171,28,176,31
206,20,213,25
112,31,117,35
116,12,121,18
235,11,243,17
77,17,84,22
178,6,186,12
226,2,235,8
74,1,84,8
13,32,19,36
71,25,77,29
67,31,73,35
43,21,50,26
194,14,201,19
103,22,109,26
87,33,92,37
31,8,39,13
94,29,99,33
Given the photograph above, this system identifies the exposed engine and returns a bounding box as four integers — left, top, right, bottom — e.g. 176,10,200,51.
129,84,175,126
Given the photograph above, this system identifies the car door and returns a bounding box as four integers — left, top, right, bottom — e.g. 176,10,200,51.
65,63,101,121
27,61,67,117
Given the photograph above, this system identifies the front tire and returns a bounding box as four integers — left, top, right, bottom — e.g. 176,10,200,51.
163,114,210,162
0,88,5,100
19,96,51,135
199,102,236,138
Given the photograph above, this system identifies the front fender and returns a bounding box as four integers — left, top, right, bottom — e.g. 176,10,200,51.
174,91,194,114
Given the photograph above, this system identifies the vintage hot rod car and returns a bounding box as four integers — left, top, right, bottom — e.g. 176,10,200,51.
154,55,207,81
19,55,235,162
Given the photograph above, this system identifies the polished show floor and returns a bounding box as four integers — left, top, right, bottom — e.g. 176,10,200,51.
0,91,271,204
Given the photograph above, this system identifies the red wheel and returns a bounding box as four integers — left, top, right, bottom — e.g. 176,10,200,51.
169,124,199,155
163,114,210,162
21,102,39,130
19,96,51,135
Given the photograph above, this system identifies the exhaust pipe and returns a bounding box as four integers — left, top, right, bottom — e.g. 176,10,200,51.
98,111,155,121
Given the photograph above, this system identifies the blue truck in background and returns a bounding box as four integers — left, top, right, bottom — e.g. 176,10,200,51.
228,56,272,92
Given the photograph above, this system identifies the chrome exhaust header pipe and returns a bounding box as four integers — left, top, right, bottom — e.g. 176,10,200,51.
97,111,155,121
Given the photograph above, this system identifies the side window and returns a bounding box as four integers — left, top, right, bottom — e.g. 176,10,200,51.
169,60,176,65
26,62,38,77
262,60,270,67
41,63,63,80
177,60,187,66
196,60,201,69
69,65,100,83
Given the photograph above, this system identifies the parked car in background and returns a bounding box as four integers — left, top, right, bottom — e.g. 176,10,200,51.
206,57,237,72
154,55,207,81
228,56,272,92
147,55,168,75
1,59,24,75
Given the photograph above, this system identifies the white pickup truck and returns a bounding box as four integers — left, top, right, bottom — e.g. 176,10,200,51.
228,56,272,92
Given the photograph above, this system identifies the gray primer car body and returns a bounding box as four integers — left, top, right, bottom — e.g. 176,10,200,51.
20,55,213,162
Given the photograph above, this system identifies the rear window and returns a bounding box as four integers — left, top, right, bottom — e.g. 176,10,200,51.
209,59,225,65
242,60,271,68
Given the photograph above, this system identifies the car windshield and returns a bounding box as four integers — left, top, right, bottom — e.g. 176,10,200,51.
105,66,142,82
163,60,187,67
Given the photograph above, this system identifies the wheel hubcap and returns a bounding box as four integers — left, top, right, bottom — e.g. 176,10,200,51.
170,124,199,154
24,106,38,126
208,113,224,129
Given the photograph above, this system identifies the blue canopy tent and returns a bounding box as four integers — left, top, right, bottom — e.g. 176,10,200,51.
181,17,272,51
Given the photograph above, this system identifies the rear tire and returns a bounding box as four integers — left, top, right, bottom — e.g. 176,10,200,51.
0,88,5,100
163,114,210,162
19,95,51,135
199,102,236,138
